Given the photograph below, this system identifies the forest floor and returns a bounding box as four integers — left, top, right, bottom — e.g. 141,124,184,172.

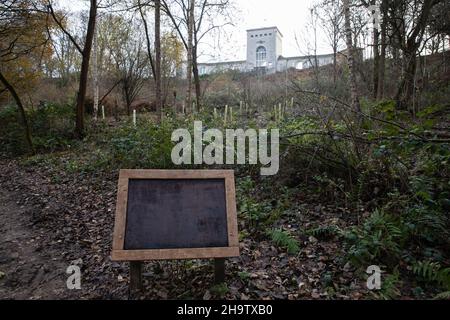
0,155,377,300
0,186,74,299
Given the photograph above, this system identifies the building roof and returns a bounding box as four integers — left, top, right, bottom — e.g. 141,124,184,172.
246,26,283,37
197,60,246,66
278,53,335,61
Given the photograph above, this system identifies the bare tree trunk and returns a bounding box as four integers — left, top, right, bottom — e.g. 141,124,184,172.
155,0,162,121
377,18,386,99
192,42,201,111
0,71,34,154
123,84,131,116
394,0,436,110
93,18,99,121
395,50,417,110
372,5,380,100
310,8,320,88
343,0,361,113
75,0,97,138
333,43,337,87
138,1,156,86
377,0,387,100
185,0,195,114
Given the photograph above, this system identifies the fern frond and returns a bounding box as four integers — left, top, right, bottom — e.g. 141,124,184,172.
413,261,441,281
433,291,450,300
413,261,450,290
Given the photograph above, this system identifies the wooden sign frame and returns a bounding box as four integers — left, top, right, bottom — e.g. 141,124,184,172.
111,170,240,262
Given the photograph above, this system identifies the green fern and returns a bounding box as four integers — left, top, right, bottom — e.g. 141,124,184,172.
433,291,450,300
308,225,341,240
413,261,441,281
413,260,450,298
378,269,402,300
269,229,300,255
345,210,404,266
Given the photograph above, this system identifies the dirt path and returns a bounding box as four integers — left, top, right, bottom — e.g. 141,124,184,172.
0,187,74,300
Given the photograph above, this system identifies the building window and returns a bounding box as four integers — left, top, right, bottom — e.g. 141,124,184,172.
256,46,267,67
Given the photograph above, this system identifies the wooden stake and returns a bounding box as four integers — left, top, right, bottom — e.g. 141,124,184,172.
224,105,228,125
101,105,105,120
133,109,137,126
214,258,225,284
130,261,143,292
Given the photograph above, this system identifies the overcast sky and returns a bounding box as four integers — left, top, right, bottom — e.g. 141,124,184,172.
61,0,337,63
200,0,335,62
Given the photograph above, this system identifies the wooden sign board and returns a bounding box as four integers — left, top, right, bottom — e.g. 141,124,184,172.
111,170,240,262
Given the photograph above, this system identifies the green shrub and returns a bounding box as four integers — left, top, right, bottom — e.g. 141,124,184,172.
0,103,75,156
0,105,28,155
210,283,228,298
106,118,180,170
238,271,251,281
238,197,272,227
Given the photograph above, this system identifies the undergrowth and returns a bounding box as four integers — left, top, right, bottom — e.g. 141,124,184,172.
2,100,449,299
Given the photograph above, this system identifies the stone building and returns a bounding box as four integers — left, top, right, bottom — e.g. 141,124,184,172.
192,26,337,77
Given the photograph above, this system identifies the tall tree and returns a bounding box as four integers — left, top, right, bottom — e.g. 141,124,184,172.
48,0,97,138
186,0,195,112
160,33,183,106
0,0,52,153
162,0,233,112
377,0,388,100
92,15,99,120
155,0,163,121
343,0,361,113
0,72,34,153
388,0,442,110
367,0,380,99
357,0,384,99
107,15,147,115
47,24,82,87
316,0,344,87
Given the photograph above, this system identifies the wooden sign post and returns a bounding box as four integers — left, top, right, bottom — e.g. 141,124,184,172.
111,170,240,291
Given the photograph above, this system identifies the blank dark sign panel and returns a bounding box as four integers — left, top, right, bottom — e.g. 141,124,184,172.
112,170,240,261
124,179,228,250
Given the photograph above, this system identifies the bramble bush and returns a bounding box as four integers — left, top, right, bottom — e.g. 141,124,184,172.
0,103,75,156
